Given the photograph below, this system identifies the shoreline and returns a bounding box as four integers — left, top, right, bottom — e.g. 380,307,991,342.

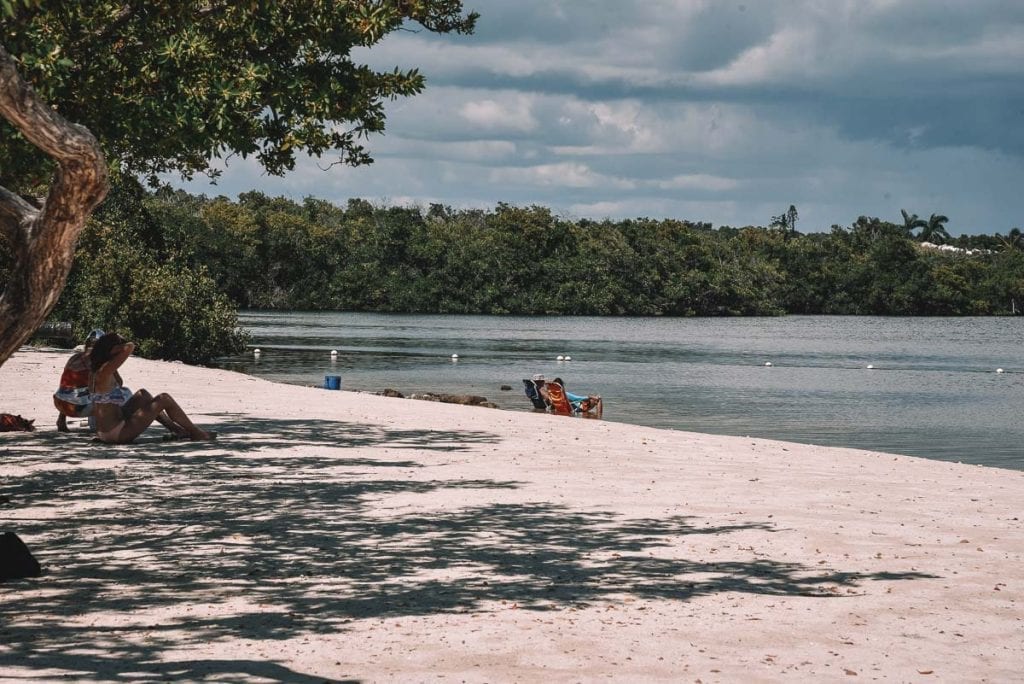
2,347,1023,681
219,366,1024,472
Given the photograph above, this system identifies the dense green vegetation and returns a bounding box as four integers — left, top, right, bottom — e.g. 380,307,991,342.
5,181,1020,362
63,184,1024,320
50,182,248,363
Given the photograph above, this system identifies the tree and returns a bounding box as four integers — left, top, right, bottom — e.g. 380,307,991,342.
998,227,1023,252
786,204,799,234
900,209,927,238
919,213,950,244
56,216,248,364
769,204,798,237
0,1,477,367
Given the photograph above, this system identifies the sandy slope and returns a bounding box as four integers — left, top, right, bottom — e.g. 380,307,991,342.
1,348,1022,682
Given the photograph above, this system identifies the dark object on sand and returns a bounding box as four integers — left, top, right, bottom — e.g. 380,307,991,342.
0,414,35,432
381,388,405,398
500,384,512,391
0,532,42,580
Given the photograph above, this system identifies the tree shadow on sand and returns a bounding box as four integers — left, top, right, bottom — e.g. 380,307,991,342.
1,415,937,682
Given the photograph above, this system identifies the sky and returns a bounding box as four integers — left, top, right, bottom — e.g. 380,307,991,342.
172,0,1024,235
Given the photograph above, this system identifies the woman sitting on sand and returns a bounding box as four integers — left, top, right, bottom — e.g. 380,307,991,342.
89,332,216,443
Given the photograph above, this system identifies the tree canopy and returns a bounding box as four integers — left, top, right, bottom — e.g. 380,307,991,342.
0,0,477,366
1,1,476,187
52,186,1022,324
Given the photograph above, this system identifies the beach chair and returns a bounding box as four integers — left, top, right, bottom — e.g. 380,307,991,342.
544,380,574,416
522,378,549,410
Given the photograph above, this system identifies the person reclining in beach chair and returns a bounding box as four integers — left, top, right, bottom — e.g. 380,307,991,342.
542,378,574,416
551,377,603,418
542,377,603,419
522,374,551,411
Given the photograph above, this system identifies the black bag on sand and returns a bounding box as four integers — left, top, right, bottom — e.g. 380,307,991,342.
0,531,42,580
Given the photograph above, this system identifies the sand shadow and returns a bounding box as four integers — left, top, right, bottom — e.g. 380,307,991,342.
0,415,937,681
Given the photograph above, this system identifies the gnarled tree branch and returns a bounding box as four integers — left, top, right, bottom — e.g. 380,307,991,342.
0,42,109,366
0,184,36,243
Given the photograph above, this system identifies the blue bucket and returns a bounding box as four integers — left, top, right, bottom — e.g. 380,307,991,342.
324,375,341,390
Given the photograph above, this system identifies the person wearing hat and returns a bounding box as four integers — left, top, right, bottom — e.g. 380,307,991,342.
53,329,105,432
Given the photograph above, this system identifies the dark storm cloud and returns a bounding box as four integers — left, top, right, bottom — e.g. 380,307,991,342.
175,1,1024,233
410,1,1024,155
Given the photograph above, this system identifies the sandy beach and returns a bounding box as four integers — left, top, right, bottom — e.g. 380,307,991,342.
1,347,1022,682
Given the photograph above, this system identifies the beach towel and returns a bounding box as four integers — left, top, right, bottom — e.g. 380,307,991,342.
0,413,35,432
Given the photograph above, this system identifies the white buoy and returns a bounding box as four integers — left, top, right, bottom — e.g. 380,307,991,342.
557,355,565,361
996,368,1004,374
451,354,459,361
867,364,874,369
330,349,338,357
764,361,772,367
564,355,572,361
253,348,261,356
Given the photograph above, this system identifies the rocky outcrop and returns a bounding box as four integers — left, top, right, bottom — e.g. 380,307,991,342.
408,392,498,409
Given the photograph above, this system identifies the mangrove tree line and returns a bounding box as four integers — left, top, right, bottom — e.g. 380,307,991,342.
32,182,1023,364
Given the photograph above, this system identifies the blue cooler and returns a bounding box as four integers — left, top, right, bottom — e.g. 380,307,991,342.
324,375,341,390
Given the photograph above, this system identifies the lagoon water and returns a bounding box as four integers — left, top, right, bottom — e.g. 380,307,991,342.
214,312,1024,470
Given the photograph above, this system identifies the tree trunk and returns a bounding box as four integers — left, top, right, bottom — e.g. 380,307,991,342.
0,44,109,367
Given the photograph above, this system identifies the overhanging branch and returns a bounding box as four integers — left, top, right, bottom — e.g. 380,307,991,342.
0,45,105,165
0,41,109,366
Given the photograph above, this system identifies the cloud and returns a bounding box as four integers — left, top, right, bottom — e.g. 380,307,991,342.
168,0,1024,234
490,162,636,190
654,174,740,192
459,96,538,132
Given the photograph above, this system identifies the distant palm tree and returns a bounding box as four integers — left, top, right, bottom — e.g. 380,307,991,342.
919,213,950,244
998,227,1023,252
900,209,926,238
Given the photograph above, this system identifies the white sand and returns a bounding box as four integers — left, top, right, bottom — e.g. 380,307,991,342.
1,348,1022,682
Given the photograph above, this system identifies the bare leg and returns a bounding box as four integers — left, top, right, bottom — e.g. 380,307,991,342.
152,394,214,441
125,390,188,437
105,393,214,443
57,413,68,432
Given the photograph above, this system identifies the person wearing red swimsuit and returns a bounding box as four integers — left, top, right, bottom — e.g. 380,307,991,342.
53,329,105,432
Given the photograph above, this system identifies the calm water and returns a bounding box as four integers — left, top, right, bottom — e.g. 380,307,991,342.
213,312,1024,470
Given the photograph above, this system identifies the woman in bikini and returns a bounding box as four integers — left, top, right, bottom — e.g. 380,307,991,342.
89,332,216,443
